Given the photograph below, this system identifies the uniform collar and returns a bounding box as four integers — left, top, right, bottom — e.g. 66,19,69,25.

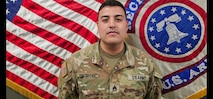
91,40,135,67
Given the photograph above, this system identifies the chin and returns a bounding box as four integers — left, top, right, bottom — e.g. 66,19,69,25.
106,40,122,45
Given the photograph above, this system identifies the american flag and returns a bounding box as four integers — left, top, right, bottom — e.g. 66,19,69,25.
6,0,207,99
6,0,104,98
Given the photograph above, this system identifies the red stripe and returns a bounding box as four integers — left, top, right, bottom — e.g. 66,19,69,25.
12,15,80,54
6,51,58,86
55,0,98,22
95,0,104,4
22,0,99,44
6,71,57,99
6,31,62,67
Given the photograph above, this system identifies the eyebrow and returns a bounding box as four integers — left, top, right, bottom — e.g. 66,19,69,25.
100,15,124,19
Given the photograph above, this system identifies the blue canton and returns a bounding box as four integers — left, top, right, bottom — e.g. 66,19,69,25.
6,0,22,21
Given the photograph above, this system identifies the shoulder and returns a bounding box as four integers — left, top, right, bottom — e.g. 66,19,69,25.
72,42,98,58
62,43,98,70
127,44,162,77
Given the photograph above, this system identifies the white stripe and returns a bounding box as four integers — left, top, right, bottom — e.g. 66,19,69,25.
74,0,102,12
6,61,58,97
33,0,100,39
16,5,91,49
6,40,60,77
119,0,129,6
6,20,72,60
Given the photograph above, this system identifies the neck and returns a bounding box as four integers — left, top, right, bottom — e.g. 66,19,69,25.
100,41,125,55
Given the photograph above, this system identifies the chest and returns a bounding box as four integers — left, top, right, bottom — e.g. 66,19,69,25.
75,62,150,99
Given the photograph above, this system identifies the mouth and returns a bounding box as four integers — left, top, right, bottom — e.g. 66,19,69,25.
107,31,118,34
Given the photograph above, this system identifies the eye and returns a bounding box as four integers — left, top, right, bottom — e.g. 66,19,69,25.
102,19,108,22
115,15,124,22
101,17,109,23
116,18,122,22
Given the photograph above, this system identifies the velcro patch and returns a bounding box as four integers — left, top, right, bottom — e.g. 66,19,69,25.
78,74,99,79
128,75,149,81
61,61,68,78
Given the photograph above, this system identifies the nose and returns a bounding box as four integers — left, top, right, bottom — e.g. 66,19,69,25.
109,20,116,29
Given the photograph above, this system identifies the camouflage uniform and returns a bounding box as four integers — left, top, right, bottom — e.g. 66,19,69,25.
58,41,163,99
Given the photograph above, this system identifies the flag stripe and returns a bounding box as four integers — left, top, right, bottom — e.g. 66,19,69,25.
6,40,60,77
6,31,62,67
95,0,104,4
6,51,58,86
74,0,103,13
55,0,98,22
6,20,72,60
16,3,91,51
14,12,81,54
23,0,99,44
6,70,57,99
6,41,59,97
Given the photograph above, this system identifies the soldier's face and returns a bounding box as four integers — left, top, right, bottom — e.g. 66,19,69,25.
97,6,128,45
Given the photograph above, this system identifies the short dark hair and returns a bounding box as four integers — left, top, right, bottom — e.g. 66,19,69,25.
98,0,127,18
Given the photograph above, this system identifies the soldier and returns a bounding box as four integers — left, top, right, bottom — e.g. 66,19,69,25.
58,0,163,99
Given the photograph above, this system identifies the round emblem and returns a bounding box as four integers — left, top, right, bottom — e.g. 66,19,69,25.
138,0,206,62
